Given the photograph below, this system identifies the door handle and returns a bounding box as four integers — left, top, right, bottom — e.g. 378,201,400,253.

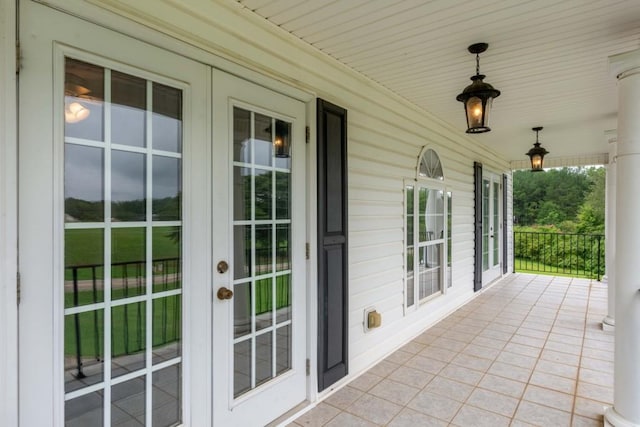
217,260,229,274
217,287,233,300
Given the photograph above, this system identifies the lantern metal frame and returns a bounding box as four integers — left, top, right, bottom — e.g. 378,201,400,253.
526,126,549,172
456,43,501,134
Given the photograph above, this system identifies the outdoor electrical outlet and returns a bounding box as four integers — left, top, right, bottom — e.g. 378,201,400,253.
364,308,381,331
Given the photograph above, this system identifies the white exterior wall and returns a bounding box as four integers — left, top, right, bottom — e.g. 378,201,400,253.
11,0,513,409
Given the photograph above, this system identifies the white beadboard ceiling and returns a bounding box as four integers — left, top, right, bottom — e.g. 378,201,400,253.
235,0,640,166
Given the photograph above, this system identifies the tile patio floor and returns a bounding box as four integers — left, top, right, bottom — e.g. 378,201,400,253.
290,273,613,427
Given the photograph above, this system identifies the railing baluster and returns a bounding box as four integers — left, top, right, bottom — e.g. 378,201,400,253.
72,267,85,378
91,266,100,361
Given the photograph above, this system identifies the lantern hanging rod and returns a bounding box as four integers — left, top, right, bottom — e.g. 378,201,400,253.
468,43,488,76
532,126,543,143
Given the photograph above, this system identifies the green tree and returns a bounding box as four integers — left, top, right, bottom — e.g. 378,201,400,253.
576,167,605,233
513,167,594,227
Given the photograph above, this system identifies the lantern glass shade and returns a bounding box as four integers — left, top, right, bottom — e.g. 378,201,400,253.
464,96,493,133
530,154,543,171
274,119,290,158
457,75,500,134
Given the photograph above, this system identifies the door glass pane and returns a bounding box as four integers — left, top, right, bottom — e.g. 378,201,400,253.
111,150,146,221
234,340,251,397
276,224,291,272
65,144,104,222
493,182,500,267
276,325,291,375
64,309,104,392
112,302,146,378
153,364,182,427
255,168,272,220
65,390,104,427
112,227,146,300
276,274,291,322
234,282,251,338
232,106,294,398
482,179,490,271
233,107,251,163
111,377,146,425
64,58,104,142
447,192,452,288
153,156,181,221
255,225,273,276
255,278,273,331
275,172,290,219
233,167,252,221
233,225,252,280
152,83,182,153
111,71,146,147
63,58,183,425
256,332,273,386
152,295,182,364
65,229,104,308
254,113,273,167
152,226,181,293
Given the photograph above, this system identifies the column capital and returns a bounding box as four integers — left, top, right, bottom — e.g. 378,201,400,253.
610,49,640,80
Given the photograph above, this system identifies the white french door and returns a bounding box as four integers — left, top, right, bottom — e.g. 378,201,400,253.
19,3,307,426
211,71,307,426
482,173,502,285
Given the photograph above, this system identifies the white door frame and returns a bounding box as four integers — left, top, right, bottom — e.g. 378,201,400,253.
482,171,502,285
0,0,19,426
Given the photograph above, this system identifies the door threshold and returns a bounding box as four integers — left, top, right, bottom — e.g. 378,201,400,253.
266,400,311,427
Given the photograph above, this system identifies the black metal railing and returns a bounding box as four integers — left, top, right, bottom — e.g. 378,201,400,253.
66,257,181,378
513,231,604,280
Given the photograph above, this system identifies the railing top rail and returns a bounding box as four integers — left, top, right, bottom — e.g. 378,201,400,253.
67,257,180,269
514,231,604,238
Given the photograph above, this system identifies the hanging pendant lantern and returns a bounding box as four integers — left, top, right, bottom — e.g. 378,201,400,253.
526,126,549,171
456,43,501,133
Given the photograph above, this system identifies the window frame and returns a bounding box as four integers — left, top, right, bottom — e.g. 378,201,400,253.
404,148,452,313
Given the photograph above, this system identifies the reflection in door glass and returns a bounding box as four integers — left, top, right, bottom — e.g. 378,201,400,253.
111,70,146,147
232,107,293,398
63,57,183,426
64,58,104,141
65,144,104,222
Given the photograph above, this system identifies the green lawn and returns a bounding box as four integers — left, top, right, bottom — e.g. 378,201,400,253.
65,226,180,280
65,294,181,359
514,257,597,279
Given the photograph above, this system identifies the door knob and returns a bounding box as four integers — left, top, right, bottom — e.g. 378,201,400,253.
217,287,233,300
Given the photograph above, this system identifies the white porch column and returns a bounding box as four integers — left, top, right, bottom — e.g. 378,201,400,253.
602,131,616,331
605,49,640,427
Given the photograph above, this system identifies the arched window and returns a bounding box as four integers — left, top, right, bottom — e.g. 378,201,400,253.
405,148,452,311
418,148,444,180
